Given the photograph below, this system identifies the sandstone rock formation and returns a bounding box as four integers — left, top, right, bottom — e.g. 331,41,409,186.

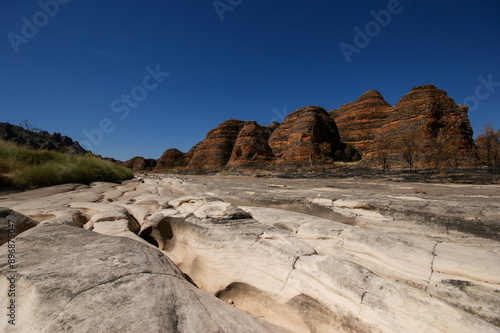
154,148,188,172
121,156,157,172
268,106,358,167
151,106,360,174
333,90,392,152
226,121,275,169
186,119,246,172
114,84,476,174
3,83,478,175
1,175,499,332
334,85,476,169
365,84,475,167
267,121,280,132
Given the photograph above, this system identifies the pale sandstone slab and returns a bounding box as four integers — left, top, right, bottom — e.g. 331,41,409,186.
0,175,498,332
141,196,499,332
242,205,500,326
0,225,282,333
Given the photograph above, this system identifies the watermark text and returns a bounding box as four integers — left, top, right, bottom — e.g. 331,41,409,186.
4,219,17,325
213,0,243,22
80,64,169,151
339,0,410,64
7,0,71,54
463,74,500,112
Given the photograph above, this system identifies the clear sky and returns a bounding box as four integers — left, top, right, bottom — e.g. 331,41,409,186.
1,0,499,161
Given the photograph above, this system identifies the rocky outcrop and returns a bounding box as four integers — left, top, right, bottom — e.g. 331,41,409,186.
153,107,360,173
0,207,38,246
154,148,189,172
268,121,280,132
121,156,157,172
153,143,201,173
186,119,246,172
333,90,392,153
158,175,500,330
0,224,280,332
332,85,476,169
2,176,498,331
226,121,276,169
364,85,475,168
150,84,476,173
2,84,479,174
268,106,357,167
136,194,498,332
0,122,89,155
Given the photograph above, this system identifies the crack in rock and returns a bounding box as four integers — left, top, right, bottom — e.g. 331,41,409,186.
40,271,180,331
278,256,301,296
360,291,368,304
425,240,443,292
278,251,317,296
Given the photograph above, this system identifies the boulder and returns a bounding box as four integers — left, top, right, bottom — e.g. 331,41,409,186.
0,224,280,332
0,207,38,246
267,121,280,132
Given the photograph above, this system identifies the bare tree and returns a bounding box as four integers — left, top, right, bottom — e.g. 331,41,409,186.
401,131,419,172
444,141,460,169
375,138,392,174
421,136,444,180
471,144,482,170
19,120,41,143
19,120,41,133
475,123,500,174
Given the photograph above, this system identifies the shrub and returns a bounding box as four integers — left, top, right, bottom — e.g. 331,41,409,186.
344,143,362,162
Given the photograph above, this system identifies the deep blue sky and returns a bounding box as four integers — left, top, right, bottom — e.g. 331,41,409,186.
1,0,499,160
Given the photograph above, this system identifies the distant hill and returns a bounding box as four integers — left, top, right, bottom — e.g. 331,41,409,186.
0,122,89,155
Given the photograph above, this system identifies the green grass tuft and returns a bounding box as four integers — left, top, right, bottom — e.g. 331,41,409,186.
0,139,133,189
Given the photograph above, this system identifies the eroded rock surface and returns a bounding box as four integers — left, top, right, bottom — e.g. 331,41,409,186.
0,224,280,333
268,106,353,166
226,121,275,169
1,175,499,332
186,119,246,172
154,148,189,172
0,208,38,246
120,156,157,172
335,85,476,168
155,105,361,173
333,90,392,153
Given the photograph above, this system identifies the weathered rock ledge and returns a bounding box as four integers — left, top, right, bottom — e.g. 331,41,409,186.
1,175,499,332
